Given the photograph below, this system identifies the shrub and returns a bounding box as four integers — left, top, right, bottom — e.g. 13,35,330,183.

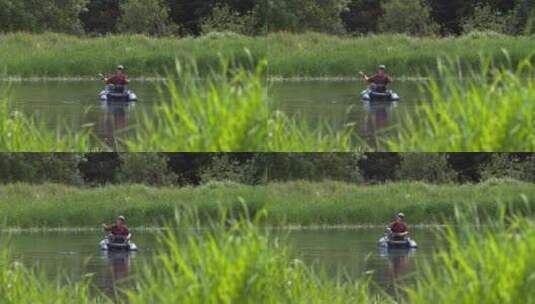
117,0,177,36
396,153,457,183
265,0,350,34
379,0,438,36
479,154,535,182
116,153,177,186
200,4,257,36
462,4,516,35
199,154,258,185
0,0,88,34
0,154,84,184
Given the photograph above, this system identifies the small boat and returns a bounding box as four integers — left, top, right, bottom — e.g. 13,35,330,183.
100,234,138,251
99,85,137,102
378,229,417,249
361,89,400,102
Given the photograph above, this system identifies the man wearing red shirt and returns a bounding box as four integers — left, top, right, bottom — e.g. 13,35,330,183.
360,65,392,92
103,215,130,241
105,65,129,87
389,213,408,239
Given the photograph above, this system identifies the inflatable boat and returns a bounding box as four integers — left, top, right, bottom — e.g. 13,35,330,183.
361,89,400,102
99,85,137,102
100,234,138,251
377,229,417,249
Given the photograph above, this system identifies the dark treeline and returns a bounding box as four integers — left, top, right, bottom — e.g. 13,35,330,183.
1,0,534,36
0,153,533,186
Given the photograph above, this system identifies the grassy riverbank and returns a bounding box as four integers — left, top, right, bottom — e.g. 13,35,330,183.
1,32,534,78
0,180,533,228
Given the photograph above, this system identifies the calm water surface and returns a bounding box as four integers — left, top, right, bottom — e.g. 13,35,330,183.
5,227,436,298
7,80,425,149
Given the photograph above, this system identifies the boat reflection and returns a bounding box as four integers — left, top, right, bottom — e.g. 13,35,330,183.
361,100,398,145
97,101,136,147
378,247,416,295
99,250,135,296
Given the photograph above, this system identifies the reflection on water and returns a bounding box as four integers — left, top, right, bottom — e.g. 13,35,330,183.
7,81,159,147
98,101,136,147
271,80,422,148
4,228,435,297
99,251,135,296
361,100,399,146
378,247,417,295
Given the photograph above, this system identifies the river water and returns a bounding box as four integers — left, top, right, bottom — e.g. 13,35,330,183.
5,227,436,298
6,80,424,149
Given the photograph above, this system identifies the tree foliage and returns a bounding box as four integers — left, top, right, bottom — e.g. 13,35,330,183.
116,153,177,186
0,154,84,184
118,0,177,36
461,3,516,34
396,153,457,183
200,4,258,35
379,0,439,36
0,0,88,34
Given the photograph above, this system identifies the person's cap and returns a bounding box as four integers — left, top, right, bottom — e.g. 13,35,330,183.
117,65,125,70
397,212,405,218
117,215,126,221
378,65,386,70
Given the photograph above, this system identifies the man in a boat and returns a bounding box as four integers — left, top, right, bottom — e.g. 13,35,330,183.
102,215,130,242
360,65,392,93
389,212,408,240
104,65,129,90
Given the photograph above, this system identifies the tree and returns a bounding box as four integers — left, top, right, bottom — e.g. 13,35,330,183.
118,0,177,36
266,0,349,34
479,154,535,182
199,154,258,184
0,154,84,184
396,153,457,183
80,0,122,34
116,153,177,185
341,0,383,34
379,0,438,36
200,4,257,35
461,3,516,34
0,0,88,34
0,0,32,32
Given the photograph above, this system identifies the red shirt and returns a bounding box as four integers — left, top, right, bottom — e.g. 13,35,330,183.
110,225,129,236
390,222,408,233
106,74,128,86
367,74,391,86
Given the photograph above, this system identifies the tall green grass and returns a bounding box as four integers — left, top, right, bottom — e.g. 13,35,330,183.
407,208,535,304
0,87,93,152
2,32,535,78
125,60,357,152
0,247,98,303
126,210,383,304
1,180,534,228
389,58,535,151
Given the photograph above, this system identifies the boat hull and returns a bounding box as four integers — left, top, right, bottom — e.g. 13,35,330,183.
99,90,137,102
361,89,400,102
378,236,418,249
100,239,138,251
